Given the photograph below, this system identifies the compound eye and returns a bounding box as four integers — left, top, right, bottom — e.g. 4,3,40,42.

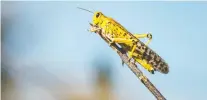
96,13,100,18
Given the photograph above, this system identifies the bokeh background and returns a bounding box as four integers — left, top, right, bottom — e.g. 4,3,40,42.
1,1,207,100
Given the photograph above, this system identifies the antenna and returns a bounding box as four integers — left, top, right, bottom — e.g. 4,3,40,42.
77,7,93,14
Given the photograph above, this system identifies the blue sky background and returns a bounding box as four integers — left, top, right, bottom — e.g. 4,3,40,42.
2,1,207,100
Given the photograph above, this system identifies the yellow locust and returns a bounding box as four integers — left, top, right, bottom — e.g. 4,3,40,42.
78,8,169,74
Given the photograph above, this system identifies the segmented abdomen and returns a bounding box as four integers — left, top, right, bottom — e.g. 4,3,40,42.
135,41,169,74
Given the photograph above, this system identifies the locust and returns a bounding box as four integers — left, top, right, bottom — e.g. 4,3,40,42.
78,7,169,74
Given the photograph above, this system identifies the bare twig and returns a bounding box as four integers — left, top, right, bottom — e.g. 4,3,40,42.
93,25,166,100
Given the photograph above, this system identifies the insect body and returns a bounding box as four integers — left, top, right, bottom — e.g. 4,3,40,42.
79,8,169,74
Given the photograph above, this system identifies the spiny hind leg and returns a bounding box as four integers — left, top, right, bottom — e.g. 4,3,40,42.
142,62,154,74
134,33,152,46
136,58,154,74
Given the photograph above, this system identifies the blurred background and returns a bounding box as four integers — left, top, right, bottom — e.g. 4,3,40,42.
1,1,207,100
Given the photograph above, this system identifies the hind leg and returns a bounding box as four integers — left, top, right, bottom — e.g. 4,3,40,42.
135,58,155,74
134,33,152,46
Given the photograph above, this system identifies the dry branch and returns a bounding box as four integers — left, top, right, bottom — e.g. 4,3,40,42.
93,26,166,100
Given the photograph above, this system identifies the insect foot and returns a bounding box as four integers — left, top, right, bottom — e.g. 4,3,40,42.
127,55,133,63
121,60,125,66
109,41,114,46
149,69,155,74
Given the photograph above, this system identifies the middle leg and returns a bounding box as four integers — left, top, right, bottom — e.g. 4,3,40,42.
105,36,138,61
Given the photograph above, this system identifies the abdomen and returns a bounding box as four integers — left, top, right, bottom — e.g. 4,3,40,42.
134,41,169,74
